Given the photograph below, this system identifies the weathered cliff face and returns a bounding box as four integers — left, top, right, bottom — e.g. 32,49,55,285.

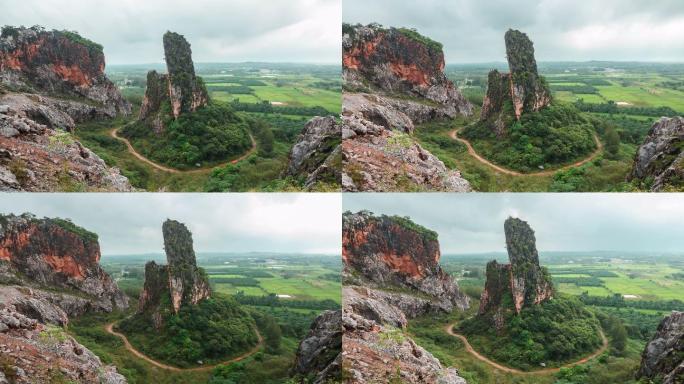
343,211,469,313
480,29,551,136
342,93,472,192
342,290,466,384
0,213,128,312
343,24,472,117
291,309,341,384
137,70,170,134
0,26,130,116
478,217,553,330
629,116,684,191
138,31,208,132
637,311,684,384
504,30,551,119
284,116,341,190
0,96,133,192
163,32,208,118
162,219,211,313
342,211,469,383
0,26,133,192
0,303,126,383
342,24,472,192
138,219,210,324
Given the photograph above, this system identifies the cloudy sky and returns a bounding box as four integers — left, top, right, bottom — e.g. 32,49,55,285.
344,0,684,62
0,0,340,64
0,194,341,256
344,194,684,254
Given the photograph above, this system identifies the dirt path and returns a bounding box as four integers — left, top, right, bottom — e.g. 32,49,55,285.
449,128,603,176
110,127,256,174
444,323,608,375
105,321,263,372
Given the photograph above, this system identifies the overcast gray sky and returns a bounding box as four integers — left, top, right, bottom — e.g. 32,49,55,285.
0,0,340,64
344,194,684,254
0,194,341,256
344,0,684,63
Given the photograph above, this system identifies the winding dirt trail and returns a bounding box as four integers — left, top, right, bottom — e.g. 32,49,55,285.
105,321,263,372
110,127,256,174
444,322,608,375
449,128,603,176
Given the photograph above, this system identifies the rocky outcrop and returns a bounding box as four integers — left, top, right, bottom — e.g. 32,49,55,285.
342,24,473,192
343,303,466,384
291,309,341,384
342,93,471,192
138,31,208,131
480,29,551,136
162,219,211,313
629,116,684,191
0,305,126,384
0,26,130,116
0,26,133,192
0,96,133,192
343,211,469,313
478,217,553,330
342,23,472,117
342,211,469,383
636,311,684,384
0,284,122,327
0,213,128,312
284,116,341,190
138,220,210,324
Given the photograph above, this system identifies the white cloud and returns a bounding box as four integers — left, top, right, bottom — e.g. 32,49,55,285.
343,194,684,254
343,0,684,62
0,0,340,64
0,194,341,255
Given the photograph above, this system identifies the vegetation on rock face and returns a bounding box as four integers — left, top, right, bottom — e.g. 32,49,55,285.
395,27,443,53
357,212,439,242
1,26,103,55
460,296,603,370
122,103,252,169
57,30,104,55
0,214,99,244
48,217,99,244
463,103,598,172
119,295,260,367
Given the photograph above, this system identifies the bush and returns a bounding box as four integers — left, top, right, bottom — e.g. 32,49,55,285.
463,104,597,172
121,103,252,169
460,296,602,370
118,295,258,367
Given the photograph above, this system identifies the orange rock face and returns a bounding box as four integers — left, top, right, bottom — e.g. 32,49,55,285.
342,212,447,284
0,34,104,89
343,27,446,89
0,218,100,281
43,254,86,280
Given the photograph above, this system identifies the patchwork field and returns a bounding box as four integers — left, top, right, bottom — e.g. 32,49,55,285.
103,253,342,305
418,62,684,192
412,252,684,384
75,63,340,192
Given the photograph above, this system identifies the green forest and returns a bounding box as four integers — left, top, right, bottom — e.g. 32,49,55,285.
118,295,260,367
462,104,598,172
121,103,252,169
459,296,603,370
